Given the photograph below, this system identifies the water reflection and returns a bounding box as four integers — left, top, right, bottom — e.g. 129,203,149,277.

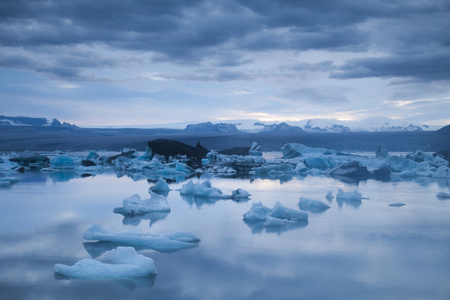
54,272,157,290
119,211,169,227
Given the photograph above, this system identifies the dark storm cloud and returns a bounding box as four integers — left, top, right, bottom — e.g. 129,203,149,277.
331,51,450,82
1,0,449,82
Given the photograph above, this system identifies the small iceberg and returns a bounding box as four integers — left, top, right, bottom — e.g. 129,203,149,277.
113,192,170,216
54,247,157,279
149,178,171,196
180,180,228,198
83,224,201,253
231,188,251,200
336,189,363,201
243,201,308,223
298,197,330,213
243,202,309,234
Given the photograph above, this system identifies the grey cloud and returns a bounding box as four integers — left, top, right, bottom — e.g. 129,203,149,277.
1,0,449,83
280,87,350,105
331,51,450,82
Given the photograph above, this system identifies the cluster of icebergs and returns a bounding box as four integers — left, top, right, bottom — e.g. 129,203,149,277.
54,177,254,282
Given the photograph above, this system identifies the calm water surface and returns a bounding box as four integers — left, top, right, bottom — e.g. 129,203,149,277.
1,166,450,299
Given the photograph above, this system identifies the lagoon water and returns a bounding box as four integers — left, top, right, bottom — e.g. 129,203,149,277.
1,156,450,299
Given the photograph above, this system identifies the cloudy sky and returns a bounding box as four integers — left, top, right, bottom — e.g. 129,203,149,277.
1,0,449,127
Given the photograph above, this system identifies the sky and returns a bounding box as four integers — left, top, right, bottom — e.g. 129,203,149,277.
1,0,450,128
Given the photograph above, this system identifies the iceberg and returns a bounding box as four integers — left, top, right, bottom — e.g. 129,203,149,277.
249,142,262,156
180,180,229,198
336,189,363,201
113,192,170,216
243,202,308,234
49,155,80,169
243,201,308,223
231,188,251,200
149,178,171,195
298,197,330,213
83,224,200,253
54,247,157,279
325,191,334,200
281,143,328,158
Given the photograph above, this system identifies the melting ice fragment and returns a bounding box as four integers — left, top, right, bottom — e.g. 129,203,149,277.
149,178,171,195
243,201,308,223
113,192,170,216
336,189,363,201
54,247,157,279
180,180,228,198
83,224,200,253
298,197,330,213
231,188,251,200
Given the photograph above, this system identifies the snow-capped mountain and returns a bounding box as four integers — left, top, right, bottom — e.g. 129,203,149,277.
0,115,76,127
184,122,239,133
255,122,304,134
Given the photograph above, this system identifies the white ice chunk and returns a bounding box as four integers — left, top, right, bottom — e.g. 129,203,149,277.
336,189,363,201
180,180,228,198
413,161,432,177
231,188,251,199
54,246,157,279
298,197,330,212
433,166,450,178
249,142,262,156
149,178,171,194
325,191,334,199
49,155,80,169
113,192,170,216
243,201,308,224
264,216,287,227
268,202,309,221
83,224,200,252
281,143,328,158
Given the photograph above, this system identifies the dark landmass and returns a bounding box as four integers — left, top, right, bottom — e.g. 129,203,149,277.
0,125,449,152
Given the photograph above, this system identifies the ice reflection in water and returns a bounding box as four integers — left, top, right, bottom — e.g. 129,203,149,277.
1,168,450,299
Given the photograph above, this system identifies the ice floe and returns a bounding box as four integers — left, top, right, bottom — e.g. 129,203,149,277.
83,224,200,253
180,180,229,198
298,197,330,213
113,192,170,217
149,178,171,195
243,202,309,234
54,246,157,279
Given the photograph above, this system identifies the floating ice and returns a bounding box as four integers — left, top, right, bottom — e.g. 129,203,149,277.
49,155,80,169
83,224,200,253
249,142,262,156
113,192,170,216
298,197,330,212
180,180,228,198
0,177,20,187
336,189,363,201
231,188,251,200
389,202,406,207
243,201,308,223
149,178,171,195
325,191,334,199
436,192,450,200
54,247,157,279
281,143,329,158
